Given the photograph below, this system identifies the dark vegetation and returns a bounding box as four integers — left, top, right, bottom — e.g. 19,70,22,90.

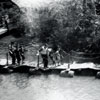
0,0,26,37
35,0,100,63
36,0,100,53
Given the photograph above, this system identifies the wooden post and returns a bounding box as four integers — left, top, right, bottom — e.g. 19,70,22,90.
37,51,40,68
6,53,9,66
68,53,70,69
37,55,39,68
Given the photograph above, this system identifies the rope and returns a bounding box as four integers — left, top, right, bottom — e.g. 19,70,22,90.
49,31,100,60
71,50,100,55
61,50,100,60
70,55,100,60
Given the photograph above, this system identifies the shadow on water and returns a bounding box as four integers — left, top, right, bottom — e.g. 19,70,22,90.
11,73,30,89
0,73,100,100
0,75,3,85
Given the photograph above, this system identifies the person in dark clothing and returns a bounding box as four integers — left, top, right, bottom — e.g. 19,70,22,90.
39,44,49,68
41,54,48,68
19,45,25,64
15,43,21,65
8,42,16,65
48,48,56,65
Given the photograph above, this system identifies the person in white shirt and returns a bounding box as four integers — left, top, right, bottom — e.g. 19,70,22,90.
39,44,49,68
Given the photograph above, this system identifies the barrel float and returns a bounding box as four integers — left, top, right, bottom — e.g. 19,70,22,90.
96,71,100,79
68,70,74,77
60,69,74,78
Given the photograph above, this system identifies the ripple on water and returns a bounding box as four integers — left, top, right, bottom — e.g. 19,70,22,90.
0,74,100,100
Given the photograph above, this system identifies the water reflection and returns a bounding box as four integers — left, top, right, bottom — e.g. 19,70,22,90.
0,74,100,100
0,75,3,85
12,73,30,89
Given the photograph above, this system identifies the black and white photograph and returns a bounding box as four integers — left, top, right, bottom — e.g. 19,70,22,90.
0,0,100,100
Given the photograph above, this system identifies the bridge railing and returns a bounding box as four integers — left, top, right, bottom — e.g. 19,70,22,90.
61,50,100,64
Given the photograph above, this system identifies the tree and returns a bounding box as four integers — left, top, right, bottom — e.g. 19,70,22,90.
35,0,100,54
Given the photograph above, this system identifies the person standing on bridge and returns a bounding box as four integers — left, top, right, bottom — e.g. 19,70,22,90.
19,45,25,64
15,43,21,65
48,47,56,66
55,46,63,66
39,44,49,68
8,42,16,65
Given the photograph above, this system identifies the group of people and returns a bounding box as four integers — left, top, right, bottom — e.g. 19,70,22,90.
8,42,62,68
38,44,63,68
8,42,25,65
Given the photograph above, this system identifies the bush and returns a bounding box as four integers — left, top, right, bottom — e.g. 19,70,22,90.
36,0,100,54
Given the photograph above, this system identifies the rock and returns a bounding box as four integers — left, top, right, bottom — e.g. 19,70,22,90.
60,69,74,78
68,70,74,77
96,71,100,79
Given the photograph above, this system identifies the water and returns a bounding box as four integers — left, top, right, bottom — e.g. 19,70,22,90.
0,74,100,100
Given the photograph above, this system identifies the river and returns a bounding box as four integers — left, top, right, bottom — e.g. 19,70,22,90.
0,73,100,100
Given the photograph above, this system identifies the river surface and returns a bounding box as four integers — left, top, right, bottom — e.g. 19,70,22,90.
0,73,100,100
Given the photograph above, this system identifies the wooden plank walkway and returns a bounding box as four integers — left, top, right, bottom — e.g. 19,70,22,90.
50,62,100,70
0,58,100,71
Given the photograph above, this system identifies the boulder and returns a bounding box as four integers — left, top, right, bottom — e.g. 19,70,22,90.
60,69,74,78
96,71,100,79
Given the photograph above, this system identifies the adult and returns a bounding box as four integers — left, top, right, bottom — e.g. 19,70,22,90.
8,42,16,65
48,47,56,65
39,44,49,68
15,43,21,65
19,45,25,64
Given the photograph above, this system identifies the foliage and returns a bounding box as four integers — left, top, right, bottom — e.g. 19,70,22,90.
0,1,26,36
36,0,100,53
